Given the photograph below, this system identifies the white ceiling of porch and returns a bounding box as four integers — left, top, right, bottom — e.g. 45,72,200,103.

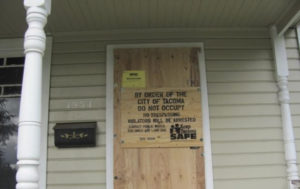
0,0,297,38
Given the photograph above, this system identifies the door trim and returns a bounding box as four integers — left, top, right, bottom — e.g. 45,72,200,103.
106,43,214,189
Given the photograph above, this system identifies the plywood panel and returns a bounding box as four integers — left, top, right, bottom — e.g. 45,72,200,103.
114,48,204,189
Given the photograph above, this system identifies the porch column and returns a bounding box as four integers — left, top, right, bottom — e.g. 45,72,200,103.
16,1,51,189
271,26,299,189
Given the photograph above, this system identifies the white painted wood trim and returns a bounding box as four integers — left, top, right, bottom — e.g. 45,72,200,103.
296,24,300,52
0,37,50,189
198,47,214,189
106,45,115,189
271,26,300,189
106,42,214,189
39,36,52,189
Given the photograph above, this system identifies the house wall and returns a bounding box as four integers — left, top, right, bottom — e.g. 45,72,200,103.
285,28,300,172
46,29,287,189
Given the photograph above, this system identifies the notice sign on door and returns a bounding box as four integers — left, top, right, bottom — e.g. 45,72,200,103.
122,70,146,88
120,88,203,148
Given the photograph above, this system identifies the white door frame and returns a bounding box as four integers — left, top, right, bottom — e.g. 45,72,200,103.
106,43,214,189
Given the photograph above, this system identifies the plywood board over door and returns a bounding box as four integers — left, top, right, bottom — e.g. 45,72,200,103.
114,48,205,189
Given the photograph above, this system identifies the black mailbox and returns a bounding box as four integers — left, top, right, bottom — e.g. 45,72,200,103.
53,122,97,148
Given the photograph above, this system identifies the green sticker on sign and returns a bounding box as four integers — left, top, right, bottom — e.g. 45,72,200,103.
122,70,146,88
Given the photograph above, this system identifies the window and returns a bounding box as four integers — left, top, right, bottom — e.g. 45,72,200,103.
0,56,24,189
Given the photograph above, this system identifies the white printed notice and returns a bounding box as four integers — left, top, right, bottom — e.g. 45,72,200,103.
120,88,203,148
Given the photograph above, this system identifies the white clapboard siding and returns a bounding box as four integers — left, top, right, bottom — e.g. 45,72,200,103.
209,93,278,105
47,29,286,188
49,109,105,122
214,178,286,189
213,153,285,167
47,184,106,189
209,105,280,117
47,172,106,184
51,74,106,87
212,141,284,154
210,116,282,129
208,82,278,94
285,28,300,175
51,86,106,99
47,159,106,172
211,128,282,142
51,63,106,76
48,146,106,159
288,59,300,70
50,98,106,111
52,52,105,64
206,60,274,71
213,165,286,179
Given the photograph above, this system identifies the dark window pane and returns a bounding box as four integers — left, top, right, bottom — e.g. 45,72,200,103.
3,87,22,95
0,58,4,66
6,57,24,65
0,67,23,84
0,98,19,189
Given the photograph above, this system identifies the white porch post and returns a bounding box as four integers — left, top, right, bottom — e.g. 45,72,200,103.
271,26,300,189
16,1,51,189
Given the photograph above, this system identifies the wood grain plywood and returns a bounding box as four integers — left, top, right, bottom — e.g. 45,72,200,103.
113,48,205,189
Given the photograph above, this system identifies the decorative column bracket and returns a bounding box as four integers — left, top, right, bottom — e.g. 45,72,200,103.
16,1,51,189
271,26,300,189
